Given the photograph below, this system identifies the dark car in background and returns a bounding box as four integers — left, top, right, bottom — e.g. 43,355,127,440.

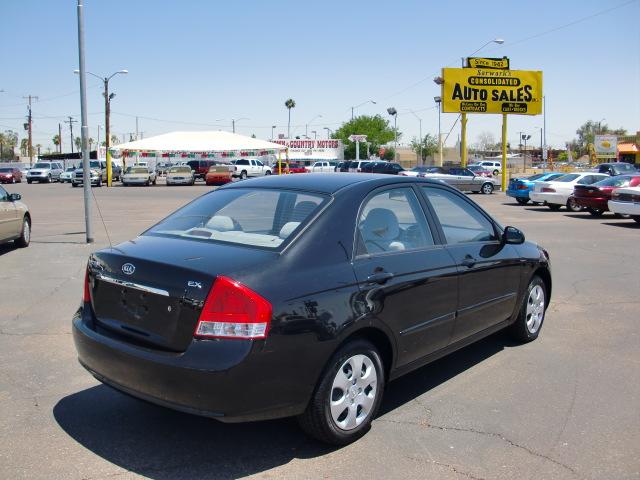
186,159,217,180
0,167,22,184
597,162,638,176
73,174,551,445
572,174,640,216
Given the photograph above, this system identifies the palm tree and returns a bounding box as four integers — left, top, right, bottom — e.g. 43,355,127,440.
74,136,82,152
285,98,296,138
88,138,95,151
52,134,61,152
20,138,28,156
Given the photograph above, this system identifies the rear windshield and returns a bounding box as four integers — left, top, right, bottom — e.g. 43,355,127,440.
594,175,636,187
544,173,565,181
526,173,544,181
169,166,191,173
555,174,580,182
611,163,636,172
146,188,328,250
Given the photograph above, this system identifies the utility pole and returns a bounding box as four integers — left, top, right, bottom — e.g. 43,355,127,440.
23,95,38,166
65,116,77,153
58,123,63,153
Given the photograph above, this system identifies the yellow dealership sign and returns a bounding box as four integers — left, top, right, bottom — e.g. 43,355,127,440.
442,68,543,115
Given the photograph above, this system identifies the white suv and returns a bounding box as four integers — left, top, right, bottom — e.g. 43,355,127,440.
232,159,272,179
26,162,64,183
306,161,337,173
470,161,501,176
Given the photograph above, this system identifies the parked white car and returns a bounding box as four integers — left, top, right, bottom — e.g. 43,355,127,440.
122,166,157,186
26,161,64,183
59,167,76,183
232,159,271,179
469,161,502,176
529,172,609,211
306,161,337,173
165,166,195,186
608,186,640,223
347,160,370,173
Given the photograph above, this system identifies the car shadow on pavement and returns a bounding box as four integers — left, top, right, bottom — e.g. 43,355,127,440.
0,243,19,256
53,385,334,479
379,331,514,416
53,332,515,478
601,221,640,229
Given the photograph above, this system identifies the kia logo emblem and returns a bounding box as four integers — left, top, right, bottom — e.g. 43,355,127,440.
122,263,136,275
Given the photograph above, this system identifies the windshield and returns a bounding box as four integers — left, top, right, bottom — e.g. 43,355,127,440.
66,167,75,172
611,163,636,172
594,175,636,187
129,167,148,174
0,168,13,173
89,161,102,168
33,163,51,169
554,174,580,182
169,167,191,173
146,188,328,250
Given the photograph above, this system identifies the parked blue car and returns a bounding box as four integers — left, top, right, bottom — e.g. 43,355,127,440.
507,172,565,204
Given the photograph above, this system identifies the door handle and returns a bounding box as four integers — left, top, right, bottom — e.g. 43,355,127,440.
461,255,477,268
366,272,394,285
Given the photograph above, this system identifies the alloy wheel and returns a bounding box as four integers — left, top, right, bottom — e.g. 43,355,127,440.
329,354,378,431
525,285,545,334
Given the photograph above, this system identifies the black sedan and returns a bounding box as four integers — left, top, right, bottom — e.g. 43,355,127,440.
73,173,551,445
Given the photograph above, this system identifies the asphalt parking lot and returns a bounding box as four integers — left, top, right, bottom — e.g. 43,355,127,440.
1,178,638,480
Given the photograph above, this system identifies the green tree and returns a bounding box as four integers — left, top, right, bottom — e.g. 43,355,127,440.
20,138,28,156
74,136,82,152
0,130,18,159
410,134,439,163
285,98,296,138
333,115,399,160
573,120,627,156
52,134,61,152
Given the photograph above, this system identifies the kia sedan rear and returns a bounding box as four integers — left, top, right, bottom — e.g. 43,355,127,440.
73,174,551,445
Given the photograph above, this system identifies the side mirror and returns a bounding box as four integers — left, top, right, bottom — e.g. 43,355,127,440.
503,226,525,244
8,193,21,202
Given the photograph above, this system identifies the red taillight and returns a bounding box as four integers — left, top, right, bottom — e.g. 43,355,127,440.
195,276,272,340
83,267,91,303
517,185,528,190
542,187,556,193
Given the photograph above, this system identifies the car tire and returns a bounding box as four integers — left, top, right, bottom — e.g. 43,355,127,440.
265,170,271,176
72,183,77,188
481,182,494,194
633,216,640,224
509,275,546,343
96,179,102,187
47,174,52,183
566,197,582,212
548,204,561,211
516,198,529,205
15,216,31,248
297,339,385,446
493,169,499,176
240,171,248,180
27,179,32,184
587,207,604,217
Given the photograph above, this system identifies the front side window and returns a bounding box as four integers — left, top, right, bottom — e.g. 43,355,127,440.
422,187,497,244
0,186,7,201
357,188,434,255
147,189,327,250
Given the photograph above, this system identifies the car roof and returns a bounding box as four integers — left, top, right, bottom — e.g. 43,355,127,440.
221,172,445,194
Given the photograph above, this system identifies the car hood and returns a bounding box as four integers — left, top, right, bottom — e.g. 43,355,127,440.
28,168,50,173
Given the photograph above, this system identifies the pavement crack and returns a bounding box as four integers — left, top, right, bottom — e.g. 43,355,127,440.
405,455,486,480
377,418,583,478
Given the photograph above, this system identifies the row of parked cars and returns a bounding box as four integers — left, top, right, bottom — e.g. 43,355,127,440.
506,162,640,223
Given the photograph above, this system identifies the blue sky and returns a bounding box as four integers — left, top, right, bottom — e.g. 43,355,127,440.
1,0,638,152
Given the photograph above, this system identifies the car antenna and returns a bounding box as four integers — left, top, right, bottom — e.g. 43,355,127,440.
90,188,113,250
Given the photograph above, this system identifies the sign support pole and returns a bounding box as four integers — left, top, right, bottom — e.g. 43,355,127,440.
461,113,468,167
355,140,360,161
501,113,508,192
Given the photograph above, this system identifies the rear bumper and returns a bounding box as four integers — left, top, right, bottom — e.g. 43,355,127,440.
529,192,567,205
72,306,310,422
506,188,529,199
205,176,232,185
574,197,608,210
608,200,640,216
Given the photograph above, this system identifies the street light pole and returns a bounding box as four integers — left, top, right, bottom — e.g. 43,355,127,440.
351,100,376,120
324,127,332,139
434,96,443,166
76,0,92,243
409,110,422,165
231,117,249,134
387,107,398,161
271,125,276,140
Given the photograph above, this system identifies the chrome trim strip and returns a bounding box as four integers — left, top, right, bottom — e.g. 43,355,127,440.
457,292,517,315
400,312,457,336
95,273,170,297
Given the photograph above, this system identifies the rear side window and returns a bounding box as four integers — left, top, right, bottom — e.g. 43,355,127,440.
422,187,497,244
146,189,327,250
357,188,434,255
236,159,250,165
555,174,579,182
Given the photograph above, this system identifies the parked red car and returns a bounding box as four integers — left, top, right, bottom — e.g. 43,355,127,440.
573,174,640,216
0,167,22,184
205,165,233,186
272,162,307,174
467,165,493,178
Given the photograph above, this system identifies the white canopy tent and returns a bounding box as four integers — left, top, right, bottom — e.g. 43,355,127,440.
109,131,286,166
